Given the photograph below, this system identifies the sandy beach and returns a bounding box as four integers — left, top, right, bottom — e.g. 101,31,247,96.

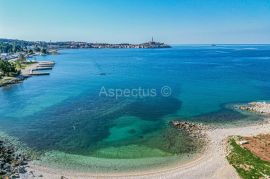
24,103,270,179
2,2,270,178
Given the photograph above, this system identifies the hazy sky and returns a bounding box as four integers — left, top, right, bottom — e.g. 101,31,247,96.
0,0,270,44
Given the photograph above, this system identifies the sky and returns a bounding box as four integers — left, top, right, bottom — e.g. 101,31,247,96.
0,0,270,44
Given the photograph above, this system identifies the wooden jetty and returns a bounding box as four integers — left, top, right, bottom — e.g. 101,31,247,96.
38,61,55,65
29,60,55,76
30,72,50,76
32,67,53,71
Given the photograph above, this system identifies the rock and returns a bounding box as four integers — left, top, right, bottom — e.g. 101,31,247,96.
239,140,249,145
170,120,207,139
0,139,34,178
11,173,20,178
0,160,4,166
0,169,7,175
11,160,20,167
3,163,11,170
238,102,270,114
18,166,27,173
20,160,28,166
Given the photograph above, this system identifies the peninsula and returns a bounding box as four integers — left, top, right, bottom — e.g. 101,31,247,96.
0,38,170,87
0,38,170,60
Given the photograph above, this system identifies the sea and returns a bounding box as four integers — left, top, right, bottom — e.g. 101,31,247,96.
1,45,270,172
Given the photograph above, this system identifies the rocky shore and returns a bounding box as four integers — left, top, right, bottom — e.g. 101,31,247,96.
1,102,269,179
238,101,270,114
0,139,29,178
0,77,23,87
0,61,55,88
0,138,44,179
170,121,208,139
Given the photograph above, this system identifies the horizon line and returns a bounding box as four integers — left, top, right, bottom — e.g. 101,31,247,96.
1,37,270,45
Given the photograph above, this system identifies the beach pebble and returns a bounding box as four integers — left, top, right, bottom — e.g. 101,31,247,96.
0,139,32,178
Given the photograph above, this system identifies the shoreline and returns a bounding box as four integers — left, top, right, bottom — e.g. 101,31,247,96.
26,118,270,179
0,61,55,87
26,115,270,178
1,102,270,178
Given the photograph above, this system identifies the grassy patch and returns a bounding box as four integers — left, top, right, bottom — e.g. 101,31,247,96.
15,61,36,70
227,138,270,179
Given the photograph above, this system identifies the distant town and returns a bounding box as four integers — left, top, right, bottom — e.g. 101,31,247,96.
0,38,171,61
0,38,171,87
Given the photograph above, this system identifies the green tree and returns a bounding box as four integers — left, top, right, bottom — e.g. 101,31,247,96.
28,49,34,54
34,46,41,52
12,43,22,52
18,54,26,61
0,60,18,76
0,43,13,53
41,48,47,54
0,42,24,53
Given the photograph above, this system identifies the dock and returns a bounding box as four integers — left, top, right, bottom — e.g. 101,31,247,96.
24,60,55,76
38,61,55,65
32,67,53,71
30,72,50,76
37,63,55,67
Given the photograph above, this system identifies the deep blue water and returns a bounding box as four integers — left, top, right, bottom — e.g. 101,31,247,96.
0,45,270,169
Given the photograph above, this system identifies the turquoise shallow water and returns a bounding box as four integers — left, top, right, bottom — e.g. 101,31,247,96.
1,45,270,171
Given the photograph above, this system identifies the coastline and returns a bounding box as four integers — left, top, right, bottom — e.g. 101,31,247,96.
1,99,270,178
0,61,55,87
24,105,270,179
0,131,39,178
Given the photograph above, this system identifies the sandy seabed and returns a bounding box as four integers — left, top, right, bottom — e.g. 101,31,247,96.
24,102,270,179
